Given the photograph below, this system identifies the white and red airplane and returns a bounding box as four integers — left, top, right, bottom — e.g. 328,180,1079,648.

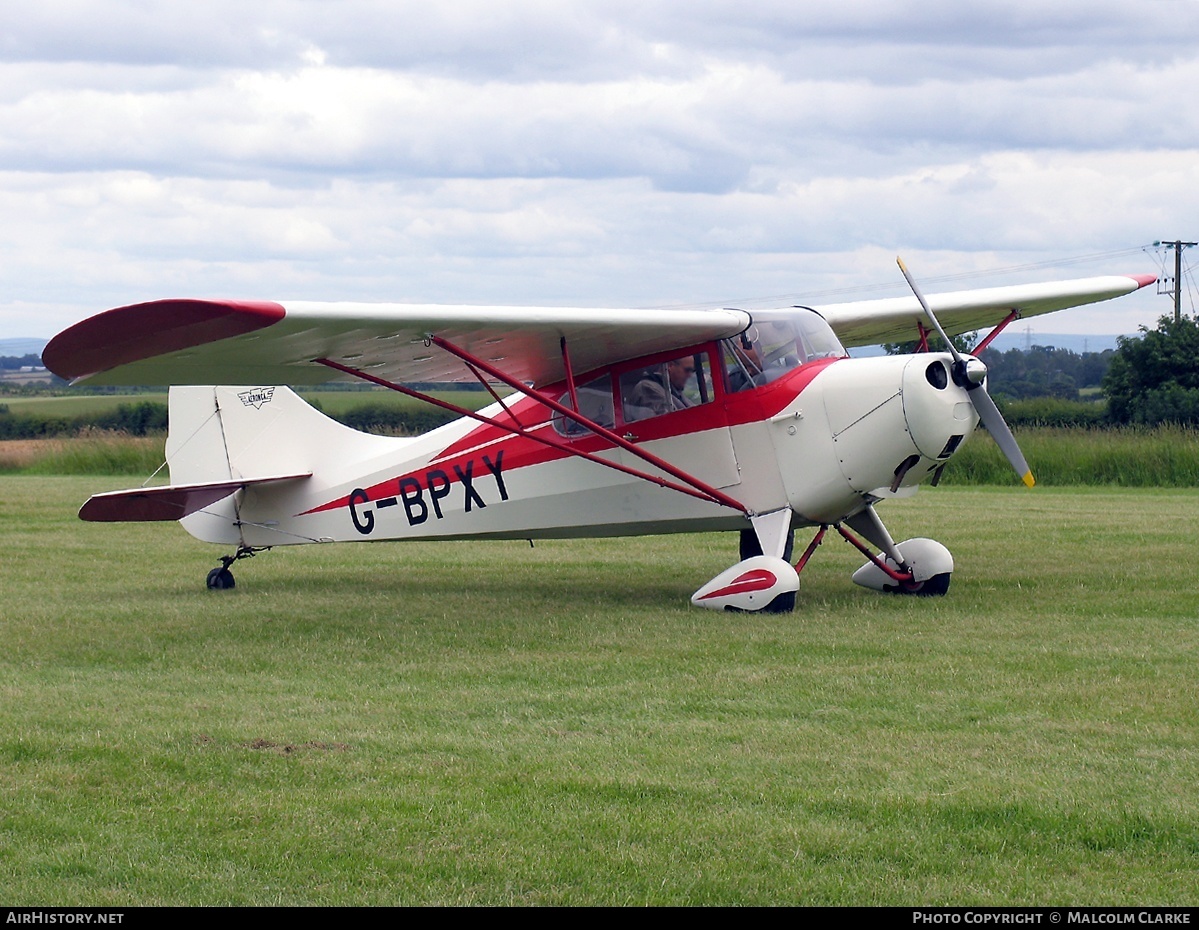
43,262,1154,611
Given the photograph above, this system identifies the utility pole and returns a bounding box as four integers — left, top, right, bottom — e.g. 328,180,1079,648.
1156,240,1197,321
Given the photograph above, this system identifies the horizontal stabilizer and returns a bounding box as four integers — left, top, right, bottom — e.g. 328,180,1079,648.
79,473,311,523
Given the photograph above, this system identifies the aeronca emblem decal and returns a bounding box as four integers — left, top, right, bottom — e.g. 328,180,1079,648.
238,387,275,409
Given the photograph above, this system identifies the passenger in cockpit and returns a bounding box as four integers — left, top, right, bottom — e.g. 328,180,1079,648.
629,357,697,416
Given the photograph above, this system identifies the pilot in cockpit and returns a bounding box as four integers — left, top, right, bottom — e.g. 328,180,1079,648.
628,356,697,416
726,334,764,393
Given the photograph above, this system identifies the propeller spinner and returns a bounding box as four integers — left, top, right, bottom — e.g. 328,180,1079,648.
896,257,1035,488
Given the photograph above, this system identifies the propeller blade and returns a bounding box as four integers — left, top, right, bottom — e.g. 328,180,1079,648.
968,383,1036,488
896,256,1035,488
896,256,963,363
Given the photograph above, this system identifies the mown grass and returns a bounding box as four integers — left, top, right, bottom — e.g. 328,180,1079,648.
2,478,1198,904
0,393,169,416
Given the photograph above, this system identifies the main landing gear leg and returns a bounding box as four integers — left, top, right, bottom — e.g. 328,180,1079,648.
841,506,954,596
206,546,271,591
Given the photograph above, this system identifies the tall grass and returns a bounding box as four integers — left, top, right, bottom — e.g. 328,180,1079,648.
945,425,1199,486
0,434,165,476
997,395,1106,428
7,425,1199,487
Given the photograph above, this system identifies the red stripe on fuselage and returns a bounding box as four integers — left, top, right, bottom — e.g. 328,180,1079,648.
432,353,841,459
300,355,843,517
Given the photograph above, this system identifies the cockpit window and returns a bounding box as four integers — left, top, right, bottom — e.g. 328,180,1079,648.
552,352,717,435
620,352,713,423
723,307,846,392
789,307,846,361
552,375,615,436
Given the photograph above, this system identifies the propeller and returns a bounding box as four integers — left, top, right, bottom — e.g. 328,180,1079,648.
896,257,1035,488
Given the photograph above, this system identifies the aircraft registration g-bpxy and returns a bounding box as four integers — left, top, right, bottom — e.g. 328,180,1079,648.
44,261,1155,612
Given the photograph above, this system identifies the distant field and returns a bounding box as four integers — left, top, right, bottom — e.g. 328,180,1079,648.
3,479,1198,905
1,388,497,418
0,392,169,416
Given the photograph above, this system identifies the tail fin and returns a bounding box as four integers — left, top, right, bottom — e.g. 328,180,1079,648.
169,384,414,483
167,385,368,485
163,385,400,543
78,386,397,542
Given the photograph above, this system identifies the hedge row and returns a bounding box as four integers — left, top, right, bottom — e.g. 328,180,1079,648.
995,397,1107,429
0,395,1176,441
0,400,457,440
0,401,168,439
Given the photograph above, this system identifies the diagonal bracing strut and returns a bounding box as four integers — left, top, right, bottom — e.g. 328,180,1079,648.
315,335,749,515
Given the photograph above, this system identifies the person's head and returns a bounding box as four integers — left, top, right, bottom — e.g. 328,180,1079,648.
667,357,696,390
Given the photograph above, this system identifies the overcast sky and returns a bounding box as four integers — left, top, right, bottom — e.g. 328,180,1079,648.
3,0,1198,340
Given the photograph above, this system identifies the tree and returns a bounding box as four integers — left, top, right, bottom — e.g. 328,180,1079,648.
1102,315,1199,426
883,331,977,356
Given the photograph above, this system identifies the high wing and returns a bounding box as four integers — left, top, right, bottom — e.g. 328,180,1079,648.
811,274,1156,349
43,273,1155,387
43,300,752,387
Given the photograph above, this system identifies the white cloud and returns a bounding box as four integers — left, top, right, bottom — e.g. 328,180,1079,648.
1,1,1197,338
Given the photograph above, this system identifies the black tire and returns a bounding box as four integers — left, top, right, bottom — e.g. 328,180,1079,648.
912,572,951,596
884,572,951,597
206,567,235,590
763,590,797,613
738,528,797,613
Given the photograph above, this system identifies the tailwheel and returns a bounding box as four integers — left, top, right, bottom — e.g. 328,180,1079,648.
206,566,235,590
205,546,270,591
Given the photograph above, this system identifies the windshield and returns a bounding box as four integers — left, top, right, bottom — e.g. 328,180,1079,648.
723,307,846,391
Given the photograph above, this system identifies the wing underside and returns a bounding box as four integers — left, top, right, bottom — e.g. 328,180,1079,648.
44,300,752,387
813,274,1156,348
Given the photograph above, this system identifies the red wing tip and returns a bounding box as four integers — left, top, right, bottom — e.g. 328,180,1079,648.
1128,274,1157,289
44,299,286,381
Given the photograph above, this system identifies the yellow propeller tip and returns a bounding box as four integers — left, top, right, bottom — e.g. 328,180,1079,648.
1022,472,1035,488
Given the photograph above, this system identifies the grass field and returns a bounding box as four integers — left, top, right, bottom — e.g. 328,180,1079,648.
2,478,1197,905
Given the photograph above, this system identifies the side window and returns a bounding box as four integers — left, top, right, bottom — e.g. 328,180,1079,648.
552,375,615,437
620,352,712,423
724,338,764,393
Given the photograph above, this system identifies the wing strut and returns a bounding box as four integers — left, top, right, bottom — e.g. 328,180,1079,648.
970,309,1019,356
430,335,747,513
314,342,749,515
560,335,583,429
916,322,930,352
